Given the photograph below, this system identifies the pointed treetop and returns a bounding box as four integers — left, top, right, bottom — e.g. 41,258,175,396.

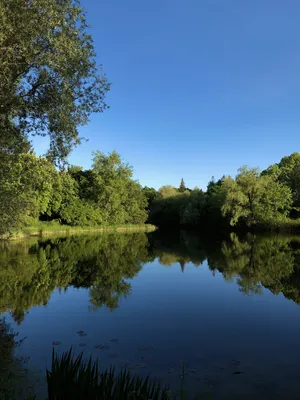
179,178,186,193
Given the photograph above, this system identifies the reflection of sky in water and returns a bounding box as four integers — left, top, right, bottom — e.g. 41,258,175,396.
5,255,300,400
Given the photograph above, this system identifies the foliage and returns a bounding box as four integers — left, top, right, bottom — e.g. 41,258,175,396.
142,186,158,211
0,151,148,236
221,166,292,226
149,186,217,227
0,0,109,163
158,185,179,199
148,154,300,231
262,152,300,218
0,153,59,236
179,178,186,193
47,348,169,400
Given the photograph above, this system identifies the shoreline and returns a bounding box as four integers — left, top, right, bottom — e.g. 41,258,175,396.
7,224,157,240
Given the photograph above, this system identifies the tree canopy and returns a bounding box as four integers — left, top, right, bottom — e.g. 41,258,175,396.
0,151,147,236
221,166,292,226
179,178,186,193
0,0,109,162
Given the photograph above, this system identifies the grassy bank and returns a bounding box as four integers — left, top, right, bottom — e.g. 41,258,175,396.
253,218,300,233
7,222,157,240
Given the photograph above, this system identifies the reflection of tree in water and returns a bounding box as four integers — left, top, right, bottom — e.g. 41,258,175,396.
151,230,300,305
2,231,300,323
150,230,207,268
0,233,149,323
208,233,298,298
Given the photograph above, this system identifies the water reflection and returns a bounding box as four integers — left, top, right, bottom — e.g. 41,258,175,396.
1,231,300,323
0,233,149,323
151,231,300,304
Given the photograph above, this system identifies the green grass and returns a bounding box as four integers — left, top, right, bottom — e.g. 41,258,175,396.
258,218,300,232
9,222,156,240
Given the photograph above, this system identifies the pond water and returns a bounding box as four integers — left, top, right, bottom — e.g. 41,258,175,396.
1,230,300,399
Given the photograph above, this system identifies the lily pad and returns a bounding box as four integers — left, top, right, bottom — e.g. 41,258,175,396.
95,345,110,350
139,345,155,351
136,364,147,368
141,356,152,360
77,330,87,337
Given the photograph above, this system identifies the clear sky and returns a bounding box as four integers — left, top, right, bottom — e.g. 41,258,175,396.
35,0,300,190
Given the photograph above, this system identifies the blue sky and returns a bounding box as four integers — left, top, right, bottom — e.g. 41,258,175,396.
35,0,300,190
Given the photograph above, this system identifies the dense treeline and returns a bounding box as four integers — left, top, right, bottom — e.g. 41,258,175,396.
146,153,300,231
0,151,148,236
2,151,300,237
2,231,300,323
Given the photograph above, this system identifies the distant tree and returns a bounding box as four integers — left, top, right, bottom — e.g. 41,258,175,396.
179,178,186,193
143,187,158,210
180,188,206,226
157,185,178,199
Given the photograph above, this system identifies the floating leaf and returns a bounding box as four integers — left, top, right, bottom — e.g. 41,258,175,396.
95,345,110,350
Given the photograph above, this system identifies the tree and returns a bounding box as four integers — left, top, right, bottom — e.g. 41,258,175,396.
0,0,110,163
180,188,206,226
142,187,158,211
262,153,300,217
0,153,60,235
90,151,147,225
221,166,292,226
179,178,186,193
158,185,178,199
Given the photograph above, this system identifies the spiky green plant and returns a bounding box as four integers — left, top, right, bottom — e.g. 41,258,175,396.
47,348,170,400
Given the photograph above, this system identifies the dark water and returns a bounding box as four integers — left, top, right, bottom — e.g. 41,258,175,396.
1,231,300,399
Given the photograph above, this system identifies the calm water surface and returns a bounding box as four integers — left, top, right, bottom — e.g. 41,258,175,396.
1,231,300,399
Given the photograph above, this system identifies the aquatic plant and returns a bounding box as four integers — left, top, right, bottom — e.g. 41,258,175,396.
47,348,170,399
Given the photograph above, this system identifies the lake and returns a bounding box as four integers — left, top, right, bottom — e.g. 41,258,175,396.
1,230,300,399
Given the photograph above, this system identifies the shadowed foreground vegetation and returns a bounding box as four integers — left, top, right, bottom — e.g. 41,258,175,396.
46,348,170,400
